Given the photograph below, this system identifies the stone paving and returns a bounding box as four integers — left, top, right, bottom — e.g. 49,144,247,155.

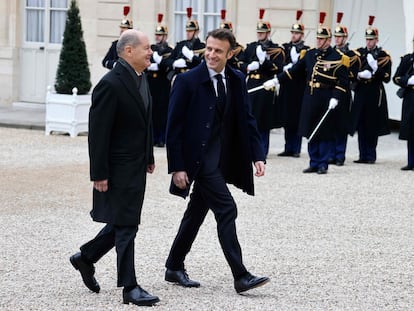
0,126,413,310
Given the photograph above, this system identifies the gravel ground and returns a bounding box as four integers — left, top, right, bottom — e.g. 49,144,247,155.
0,127,413,311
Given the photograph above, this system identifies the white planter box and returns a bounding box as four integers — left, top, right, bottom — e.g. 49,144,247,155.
45,87,91,137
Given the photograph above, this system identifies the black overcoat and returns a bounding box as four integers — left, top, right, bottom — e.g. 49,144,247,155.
88,62,154,226
393,53,414,140
349,47,391,136
166,62,265,198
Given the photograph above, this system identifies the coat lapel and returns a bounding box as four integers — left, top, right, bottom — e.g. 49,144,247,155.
115,64,148,120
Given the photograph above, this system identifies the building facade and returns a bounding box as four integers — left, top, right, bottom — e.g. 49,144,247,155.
0,0,412,120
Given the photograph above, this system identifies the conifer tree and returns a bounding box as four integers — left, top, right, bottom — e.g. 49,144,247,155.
55,0,91,94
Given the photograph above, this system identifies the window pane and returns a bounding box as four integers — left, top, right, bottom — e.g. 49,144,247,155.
204,0,225,13
26,9,44,42
27,0,45,7
175,14,186,42
50,10,66,43
204,15,221,33
175,0,193,12
51,0,67,9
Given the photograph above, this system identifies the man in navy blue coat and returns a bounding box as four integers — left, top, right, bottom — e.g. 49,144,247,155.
164,28,269,294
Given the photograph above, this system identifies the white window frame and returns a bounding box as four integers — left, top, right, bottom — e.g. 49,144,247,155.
171,0,226,43
23,0,68,49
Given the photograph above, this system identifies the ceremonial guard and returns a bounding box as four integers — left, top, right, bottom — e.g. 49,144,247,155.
165,7,205,81
102,6,133,69
147,14,173,147
350,16,391,164
277,10,309,158
239,9,285,157
264,12,349,174
393,43,414,170
219,9,245,71
330,12,361,165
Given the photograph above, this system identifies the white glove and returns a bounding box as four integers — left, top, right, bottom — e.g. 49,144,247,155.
328,98,338,110
290,48,299,64
147,63,159,71
263,77,279,91
153,51,162,64
367,53,378,73
283,63,293,71
358,70,373,80
407,75,414,86
182,46,194,61
173,58,187,69
256,45,266,64
247,61,260,72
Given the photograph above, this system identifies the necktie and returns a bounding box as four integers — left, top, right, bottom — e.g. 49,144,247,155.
215,74,226,114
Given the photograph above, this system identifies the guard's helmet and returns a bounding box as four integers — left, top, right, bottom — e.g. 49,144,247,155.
155,13,168,35
120,6,133,29
219,9,233,31
316,12,331,38
365,15,378,39
185,7,199,31
334,12,348,37
291,10,304,34
256,9,271,33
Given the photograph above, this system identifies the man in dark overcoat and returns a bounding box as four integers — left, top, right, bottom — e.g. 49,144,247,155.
70,29,159,307
393,50,414,170
164,28,269,294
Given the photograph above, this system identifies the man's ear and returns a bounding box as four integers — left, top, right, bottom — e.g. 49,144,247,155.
227,49,234,60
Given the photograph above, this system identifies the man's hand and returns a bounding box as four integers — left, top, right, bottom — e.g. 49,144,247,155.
367,53,378,73
357,70,372,80
182,46,194,61
172,171,189,189
283,63,293,71
263,77,279,90
247,61,260,72
173,58,187,69
328,98,338,110
256,45,266,64
147,63,159,71
153,51,162,64
94,179,108,192
254,161,265,177
147,164,155,174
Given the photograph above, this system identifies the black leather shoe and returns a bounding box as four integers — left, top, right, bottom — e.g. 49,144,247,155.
70,252,100,293
165,269,200,287
328,158,335,164
292,153,300,158
123,286,160,306
277,151,293,157
401,165,414,171
353,159,375,164
317,167,328,174
234,272,269,293
335,160,344,166
303,167,318,173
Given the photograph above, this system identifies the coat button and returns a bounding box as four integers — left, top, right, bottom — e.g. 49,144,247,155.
205,123,210,128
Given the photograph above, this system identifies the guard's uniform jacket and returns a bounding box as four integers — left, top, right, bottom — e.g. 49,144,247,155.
102,40,118,69
277,40,309,133
349,46,391,137
279,46,349,140
227,43,245,71
165,38,205,80
393,52,414,141
333,43,361,136
147,42,173,145
239,40,285,131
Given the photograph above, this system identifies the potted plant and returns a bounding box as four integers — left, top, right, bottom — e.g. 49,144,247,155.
45,0,92,137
